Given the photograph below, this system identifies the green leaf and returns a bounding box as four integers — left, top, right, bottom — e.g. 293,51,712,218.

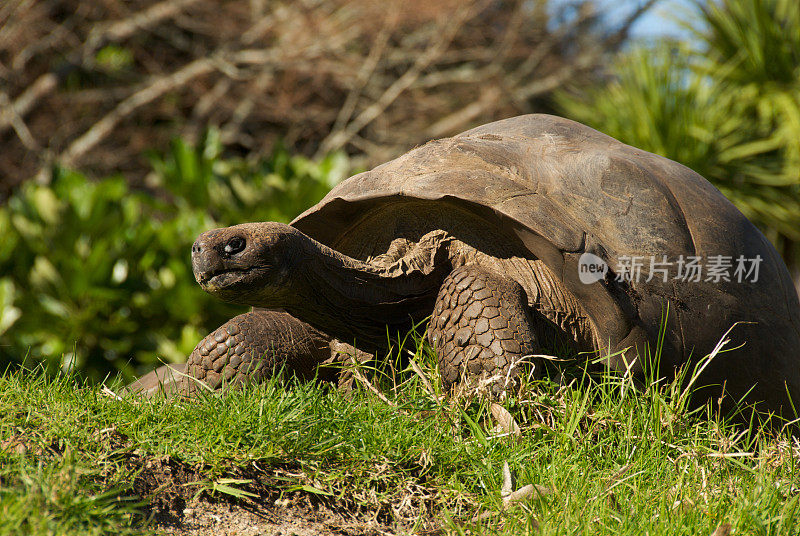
210,479,259,499
286,484,333,497
0,279,21,335
459,406,489,448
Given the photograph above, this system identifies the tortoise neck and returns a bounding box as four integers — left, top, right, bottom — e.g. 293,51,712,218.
288,234,450,350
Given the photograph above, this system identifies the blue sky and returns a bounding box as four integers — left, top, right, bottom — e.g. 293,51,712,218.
551,0,704,42
627,0,702,41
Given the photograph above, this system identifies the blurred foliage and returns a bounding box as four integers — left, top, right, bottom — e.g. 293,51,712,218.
0,0,645,197
557,0,800,265
147,129,348,224
94,45,135,74
0,131,349,379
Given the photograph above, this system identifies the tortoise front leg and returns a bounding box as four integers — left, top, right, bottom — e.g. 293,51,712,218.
128,309,339,397
186,309,337,390
428,265,542,395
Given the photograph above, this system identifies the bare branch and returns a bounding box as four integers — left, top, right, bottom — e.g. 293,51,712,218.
318,5,474,155
0,73,57,135
83,0,203,57
318,17,395,159
58,58,215,169
426,87,502,138
1,0,655,194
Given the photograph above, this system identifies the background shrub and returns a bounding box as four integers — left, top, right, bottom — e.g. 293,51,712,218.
0,133,349,379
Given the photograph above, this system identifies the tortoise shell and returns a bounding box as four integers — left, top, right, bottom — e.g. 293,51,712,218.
293,114,800,414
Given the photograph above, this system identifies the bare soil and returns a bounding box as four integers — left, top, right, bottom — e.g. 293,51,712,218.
129,454,441,536
155,500,389,536
4,421,447,535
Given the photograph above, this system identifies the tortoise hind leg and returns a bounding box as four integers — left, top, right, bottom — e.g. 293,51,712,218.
186,309,336,391
428,265,542,395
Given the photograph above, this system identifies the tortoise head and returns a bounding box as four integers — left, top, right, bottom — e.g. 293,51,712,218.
191,222,302,306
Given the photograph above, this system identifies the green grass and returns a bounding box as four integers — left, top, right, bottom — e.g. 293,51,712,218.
1,342,798,535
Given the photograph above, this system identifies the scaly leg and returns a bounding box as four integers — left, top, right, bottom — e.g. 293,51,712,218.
186,309,336,389
428,265,541,394
128,309,340,397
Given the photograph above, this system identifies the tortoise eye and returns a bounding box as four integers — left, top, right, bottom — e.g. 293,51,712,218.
223,237,246,255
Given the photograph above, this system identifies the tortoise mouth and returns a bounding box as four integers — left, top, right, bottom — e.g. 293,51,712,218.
197,267,259,288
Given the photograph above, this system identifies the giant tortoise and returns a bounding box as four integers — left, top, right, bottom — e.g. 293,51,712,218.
131,114,800,421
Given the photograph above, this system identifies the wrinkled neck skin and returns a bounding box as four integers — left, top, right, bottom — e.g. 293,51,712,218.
273,234,451,351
